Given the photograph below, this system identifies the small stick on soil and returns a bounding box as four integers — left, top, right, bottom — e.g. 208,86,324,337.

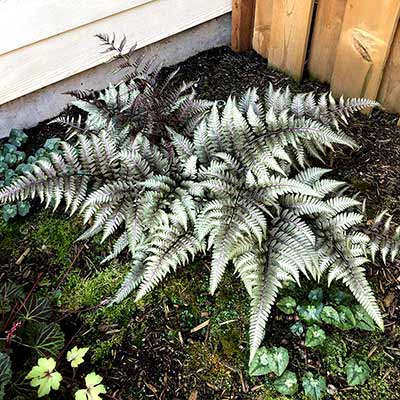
190,319,210,333
16,247,31,265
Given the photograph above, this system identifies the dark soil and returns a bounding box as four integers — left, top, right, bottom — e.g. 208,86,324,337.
3,46,400,400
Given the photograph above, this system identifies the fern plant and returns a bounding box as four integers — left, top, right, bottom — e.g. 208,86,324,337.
54,34,212,148
0,81,387,363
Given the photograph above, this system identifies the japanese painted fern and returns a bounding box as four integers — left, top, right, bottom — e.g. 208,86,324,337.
0,83,388,363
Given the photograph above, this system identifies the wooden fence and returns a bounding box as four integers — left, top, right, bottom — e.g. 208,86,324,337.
232,0,400,114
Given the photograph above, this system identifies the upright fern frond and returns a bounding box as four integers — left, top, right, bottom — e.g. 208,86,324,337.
136,220,204,300
358,210,400,264
265,83,379,128
60,34,212,148
247,210,318,361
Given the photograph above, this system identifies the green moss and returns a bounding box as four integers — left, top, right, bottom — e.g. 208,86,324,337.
91,329,126,363
185,341,235,390
319,332,348,374
336,375,392,400
0,218,28,258
61,263,140,325
62,265,123,309
30,212,83,265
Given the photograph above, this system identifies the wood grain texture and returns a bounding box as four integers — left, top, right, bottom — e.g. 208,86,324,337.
252,0,274,57
0,0,231,105
331,0,400,100
308,0,347,83
0,0,153,56
267,0,315,82
378,22,400,113
232,0,257,51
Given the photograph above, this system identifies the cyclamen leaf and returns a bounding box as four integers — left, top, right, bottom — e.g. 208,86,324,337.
297,304,323,324
345,359,371,386
308,288,323,304
17,201,30,216
305,325,326,347
274,370,298,395
268,347,289,376
336,306,356,330
290,322,304,337
320,306,341,325
2,205,17,222
352,305,376,331
249,346,289,377
249,347,272,376
277,296,297,314
302,372,326,400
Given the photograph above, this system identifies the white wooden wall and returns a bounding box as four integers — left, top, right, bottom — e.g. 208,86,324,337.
0,0,232,105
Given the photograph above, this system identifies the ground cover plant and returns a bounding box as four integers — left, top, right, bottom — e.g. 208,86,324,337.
1,45,399,400
0,129,60,222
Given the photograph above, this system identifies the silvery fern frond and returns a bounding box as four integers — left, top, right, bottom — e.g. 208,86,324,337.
264,82,379,128
358,210,400,265
0,132,119,214
247,210,318,362
135,220,204,300
313,208,384,330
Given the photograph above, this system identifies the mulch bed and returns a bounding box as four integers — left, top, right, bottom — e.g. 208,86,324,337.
5,46,400,399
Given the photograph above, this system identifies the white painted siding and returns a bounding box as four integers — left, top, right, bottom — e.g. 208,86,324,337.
0,0,231,105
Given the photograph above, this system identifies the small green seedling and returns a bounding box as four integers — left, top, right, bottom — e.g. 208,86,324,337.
75,372,106,400
67,346,89,368
26,358,62,398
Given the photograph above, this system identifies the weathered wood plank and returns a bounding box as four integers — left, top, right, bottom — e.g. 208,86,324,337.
331,0,400,100
308,0,347,83
252,0,274,57
378,22,400,113
0,0,153,56
0,0,232,105
267,0,315,82
232,0,257,51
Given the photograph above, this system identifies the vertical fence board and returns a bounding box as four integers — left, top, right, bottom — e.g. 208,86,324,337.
331,0,400,100
308,0,346,83
252,0,274,57
232,0,257,51
378,22,400,113
267,0,315,81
